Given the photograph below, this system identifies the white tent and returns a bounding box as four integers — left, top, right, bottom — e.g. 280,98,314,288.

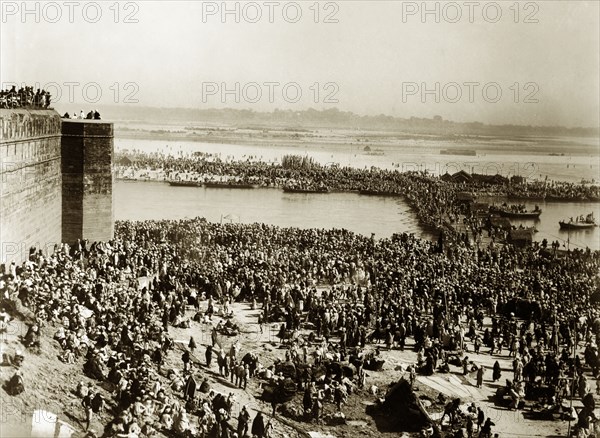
30,410,76,438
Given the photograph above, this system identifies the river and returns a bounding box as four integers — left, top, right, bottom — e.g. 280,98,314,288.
115,181,430,239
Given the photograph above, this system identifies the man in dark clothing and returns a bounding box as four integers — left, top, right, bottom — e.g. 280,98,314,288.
251,412,265,438
462,356,470,375
182,351,191,372
466,416,474,438
211,327,219,347
480,418,495,437
184,375,197,401
6,370,24,395
303,386,313,417
237,406,251,437
189,336,197,354
152,347,163,371
205,345,213,367
493,361,501,382
91,393,105,415
477,407,485,431
82,391,94,431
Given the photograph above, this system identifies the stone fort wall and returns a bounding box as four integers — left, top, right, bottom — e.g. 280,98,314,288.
0,109,113,264
62,120,114,244
0,109,63,263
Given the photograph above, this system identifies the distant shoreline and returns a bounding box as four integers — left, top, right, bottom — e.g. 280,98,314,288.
113,127,599,157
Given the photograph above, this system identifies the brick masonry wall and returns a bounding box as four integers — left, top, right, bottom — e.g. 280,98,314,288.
61,120,114,244
0,109,63,263
0,111,115,263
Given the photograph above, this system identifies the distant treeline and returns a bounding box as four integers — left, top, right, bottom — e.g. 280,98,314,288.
101,105,599,137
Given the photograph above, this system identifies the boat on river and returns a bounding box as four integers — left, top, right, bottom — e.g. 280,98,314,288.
489,205,542,219
204,181,257,189
283,186,329,194
440,148,476,156
168,180,203,187
559,213,596,230
546,194,588,202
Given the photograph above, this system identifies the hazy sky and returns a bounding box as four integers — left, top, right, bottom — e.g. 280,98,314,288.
1,1,599,127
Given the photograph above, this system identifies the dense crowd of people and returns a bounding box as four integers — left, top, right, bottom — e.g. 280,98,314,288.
0,85,51,109
116,151,600,205
468,179,600,203
1,214,599,436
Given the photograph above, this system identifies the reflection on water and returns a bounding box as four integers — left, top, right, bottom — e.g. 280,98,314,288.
115,181,433,240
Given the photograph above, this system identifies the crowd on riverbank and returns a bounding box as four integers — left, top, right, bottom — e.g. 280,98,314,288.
455,179,600,202
2,216,599,436
116,150,600,203
117,151,476,231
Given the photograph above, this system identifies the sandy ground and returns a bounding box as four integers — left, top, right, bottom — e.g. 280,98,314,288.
1,299,596,438
114,125,598,153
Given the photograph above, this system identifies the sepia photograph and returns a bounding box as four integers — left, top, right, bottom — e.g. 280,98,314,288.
1,1,599,437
